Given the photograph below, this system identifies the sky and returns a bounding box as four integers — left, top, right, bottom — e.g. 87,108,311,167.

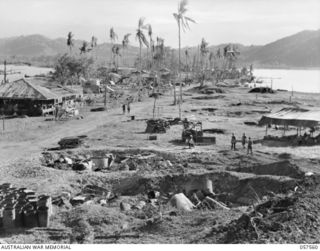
0,0,319,48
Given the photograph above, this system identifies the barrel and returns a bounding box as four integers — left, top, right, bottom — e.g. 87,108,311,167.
14,206,24,227
23,209,38,228
37,196,52,216
3,206,15,229
0,208,3,228
204,179,214,194
37,206,50,227
92,158,109,171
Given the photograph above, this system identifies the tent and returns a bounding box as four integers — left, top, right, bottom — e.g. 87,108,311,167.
259,108,320,128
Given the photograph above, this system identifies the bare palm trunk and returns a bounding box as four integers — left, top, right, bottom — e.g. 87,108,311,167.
178,21,182,119
152,98,156,118
138,42,142,101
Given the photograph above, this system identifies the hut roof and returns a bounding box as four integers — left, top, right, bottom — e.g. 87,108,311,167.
0,78,80,101
0,78,58,100
259,108,320,128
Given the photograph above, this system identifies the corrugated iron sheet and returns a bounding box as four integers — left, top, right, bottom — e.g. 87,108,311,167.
259,108,320,128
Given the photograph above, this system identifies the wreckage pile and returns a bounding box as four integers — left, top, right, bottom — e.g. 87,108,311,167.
58,136,86,149
145,119,170,134
41,150,175,173
41,152,115,172
0,183,53,229
145,118,180,134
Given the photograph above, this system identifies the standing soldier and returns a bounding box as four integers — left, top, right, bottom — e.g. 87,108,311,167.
242,133,247,149
127,102,131,114
231,133,236,150
122,104,126,114
188,134,195,149
247,137,253,155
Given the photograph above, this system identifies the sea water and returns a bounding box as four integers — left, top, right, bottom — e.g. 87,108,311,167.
253,68,320,93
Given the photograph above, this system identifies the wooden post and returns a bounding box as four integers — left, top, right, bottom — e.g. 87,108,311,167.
2,115,5,132
265,124,268,136
104,87,107,108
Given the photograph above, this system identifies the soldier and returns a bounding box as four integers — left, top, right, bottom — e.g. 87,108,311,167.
127,103,131,114
188,134,195,149
231,133,236,150
242,133,247,149
122,104,126,114
247,137,253,155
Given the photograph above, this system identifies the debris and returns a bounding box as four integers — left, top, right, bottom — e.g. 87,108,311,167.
202,196,230,210
169,193,195,212
305,172,314,177
58,136,85,149
133,201,146,210
147,191,160,199
145,119,170,134
120,202,131,211
90,107,106,112
70,196,86,206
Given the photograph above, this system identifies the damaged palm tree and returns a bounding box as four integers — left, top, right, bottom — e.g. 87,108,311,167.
173,0,196,117
109,27,118,67
122,33,131,66
135,17,149,101
67,32,74,54
199,38,209,87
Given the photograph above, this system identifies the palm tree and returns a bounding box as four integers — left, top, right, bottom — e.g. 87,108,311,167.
122,33,131,67
112,45,121,69
67,32,74,54
200,38,209,69
109,27,118,67
199,38,209,87
91,36,98,49
135,17,149,100
173,0,195,115
147,24,153,69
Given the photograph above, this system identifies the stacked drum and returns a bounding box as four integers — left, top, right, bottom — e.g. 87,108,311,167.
0,183,53,229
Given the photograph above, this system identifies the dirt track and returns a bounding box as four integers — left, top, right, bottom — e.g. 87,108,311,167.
1,83,320,244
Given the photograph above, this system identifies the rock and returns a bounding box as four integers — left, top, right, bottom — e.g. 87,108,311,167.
133,201,146,210
100,199,107,206
64,157,73,165
61,192,71,200
120,202,131,211
148,191,160,199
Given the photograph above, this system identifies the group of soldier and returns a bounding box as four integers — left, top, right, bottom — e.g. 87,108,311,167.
231,133,253,154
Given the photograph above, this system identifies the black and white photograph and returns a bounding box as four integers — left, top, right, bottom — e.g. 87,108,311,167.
0,0,319,247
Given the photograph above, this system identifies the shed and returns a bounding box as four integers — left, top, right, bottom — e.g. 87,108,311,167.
259,108,320,128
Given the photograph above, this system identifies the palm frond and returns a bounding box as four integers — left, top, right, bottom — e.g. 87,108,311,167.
148,24,153,37
185,16,196,23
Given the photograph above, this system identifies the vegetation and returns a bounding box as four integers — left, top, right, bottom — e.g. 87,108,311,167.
53,54,94,85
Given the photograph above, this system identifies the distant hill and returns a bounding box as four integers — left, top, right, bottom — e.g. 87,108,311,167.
0,30,319,68
241,30,320,67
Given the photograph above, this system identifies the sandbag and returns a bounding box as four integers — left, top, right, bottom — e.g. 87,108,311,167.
169,193,195,212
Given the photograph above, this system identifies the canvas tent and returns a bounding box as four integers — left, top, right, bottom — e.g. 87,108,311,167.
259,108,320,128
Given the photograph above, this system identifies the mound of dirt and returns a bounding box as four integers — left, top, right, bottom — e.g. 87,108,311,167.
192,95,225,100
187,85,226,95
235,160,304,179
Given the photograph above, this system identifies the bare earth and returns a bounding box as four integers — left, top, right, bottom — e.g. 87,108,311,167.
1,83,320,244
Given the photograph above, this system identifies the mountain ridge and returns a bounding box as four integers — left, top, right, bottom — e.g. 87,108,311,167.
0,30,319,68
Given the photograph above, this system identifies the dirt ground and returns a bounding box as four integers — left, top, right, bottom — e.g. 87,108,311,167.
1,82,320,244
